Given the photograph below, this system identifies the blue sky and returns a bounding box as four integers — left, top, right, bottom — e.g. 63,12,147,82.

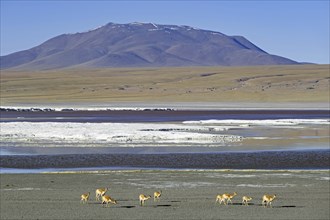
1,0,329,64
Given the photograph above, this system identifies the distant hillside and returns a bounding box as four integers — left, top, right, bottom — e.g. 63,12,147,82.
0,22,299,70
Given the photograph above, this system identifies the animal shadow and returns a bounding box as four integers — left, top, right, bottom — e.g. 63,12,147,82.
119,205,136,209
154,204,172,207
254,204,300,208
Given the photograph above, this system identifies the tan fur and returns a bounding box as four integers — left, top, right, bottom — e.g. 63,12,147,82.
80,192,90,204
242,196,252,206
95,187,108,201
139,194,151,206
154,191,162,201
222,192,237,205
262,194,276,208
215,194,226,205
101,195,117,207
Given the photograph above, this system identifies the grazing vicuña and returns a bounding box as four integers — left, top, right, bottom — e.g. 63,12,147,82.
101,195,117,207
139,194,151,206
154,191,162,201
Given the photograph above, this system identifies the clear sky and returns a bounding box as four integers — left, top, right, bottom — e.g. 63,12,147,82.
1,0,329,64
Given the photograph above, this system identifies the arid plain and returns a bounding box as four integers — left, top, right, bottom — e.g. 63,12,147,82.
1,170,329,220
1,64,329,106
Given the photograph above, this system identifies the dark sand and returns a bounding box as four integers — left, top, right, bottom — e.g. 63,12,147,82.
1,170,329,220
1,150,329,170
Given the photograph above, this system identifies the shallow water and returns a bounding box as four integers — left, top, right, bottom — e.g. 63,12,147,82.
1,109,329,122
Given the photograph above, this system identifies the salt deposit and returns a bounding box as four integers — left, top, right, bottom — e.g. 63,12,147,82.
0,122,242,147
183,119,330,126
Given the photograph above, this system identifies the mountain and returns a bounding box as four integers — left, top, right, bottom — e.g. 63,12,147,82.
0,22,299,70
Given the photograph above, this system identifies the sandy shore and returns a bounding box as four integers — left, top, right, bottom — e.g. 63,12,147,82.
1,170,329,220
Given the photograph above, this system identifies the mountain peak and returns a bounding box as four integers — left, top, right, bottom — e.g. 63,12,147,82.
0,22,298,70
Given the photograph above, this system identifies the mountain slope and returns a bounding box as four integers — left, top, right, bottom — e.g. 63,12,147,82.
0,22,298,70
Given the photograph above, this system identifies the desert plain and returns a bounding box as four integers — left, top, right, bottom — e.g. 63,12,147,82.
1,64,329,106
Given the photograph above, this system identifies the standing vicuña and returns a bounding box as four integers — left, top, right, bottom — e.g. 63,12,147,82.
154,191,162,201
95,187,108,201
139,194,151,206
262,194,276,208
215,194,226,205
242,196,252,206
222,192,237,205
80,192,90,204
101,195,117,207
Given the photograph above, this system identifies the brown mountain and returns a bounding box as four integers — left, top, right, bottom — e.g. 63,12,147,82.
0,22,298,70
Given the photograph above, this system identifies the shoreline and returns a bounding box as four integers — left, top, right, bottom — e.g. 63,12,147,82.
1,101,330,111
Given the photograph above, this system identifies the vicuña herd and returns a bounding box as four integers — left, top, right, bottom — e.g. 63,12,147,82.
81,188,276,208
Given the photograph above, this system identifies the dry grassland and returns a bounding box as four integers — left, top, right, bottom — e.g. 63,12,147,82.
0,65,329,105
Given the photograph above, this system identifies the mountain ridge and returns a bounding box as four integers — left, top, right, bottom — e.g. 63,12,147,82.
0,22,299,70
